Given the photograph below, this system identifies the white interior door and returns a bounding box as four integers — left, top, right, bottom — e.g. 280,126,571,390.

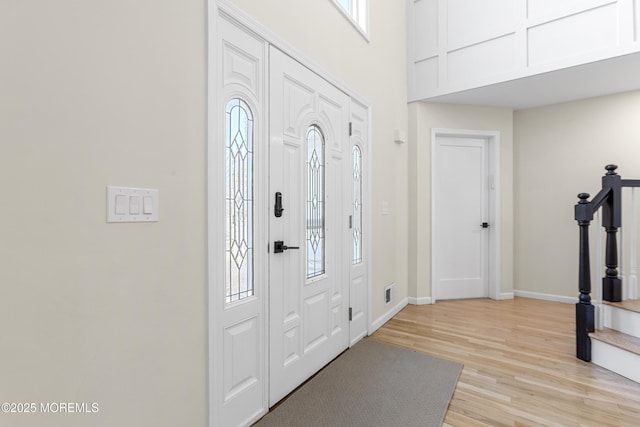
433,135,489,300
269,47,350,406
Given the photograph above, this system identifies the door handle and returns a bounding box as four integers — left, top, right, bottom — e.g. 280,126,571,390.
481,222,490,228
274,240,300,253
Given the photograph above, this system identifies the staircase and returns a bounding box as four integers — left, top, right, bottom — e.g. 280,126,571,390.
591,300,640,382
574,165,640,382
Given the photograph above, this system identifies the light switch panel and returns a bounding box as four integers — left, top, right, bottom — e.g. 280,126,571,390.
107,186,159,223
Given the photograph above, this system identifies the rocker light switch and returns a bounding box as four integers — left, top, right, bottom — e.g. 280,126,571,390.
115,195,127,215
143,196,153,214
129,196,140,214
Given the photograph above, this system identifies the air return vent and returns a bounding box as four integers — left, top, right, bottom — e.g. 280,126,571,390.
384,283,395,305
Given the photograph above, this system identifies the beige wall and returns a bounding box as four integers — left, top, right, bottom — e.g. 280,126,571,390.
0,1,207,426
408,102,514,301
228,0,409,320
514,90,640,299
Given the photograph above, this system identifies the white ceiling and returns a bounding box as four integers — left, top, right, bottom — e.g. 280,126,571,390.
420,52,640,111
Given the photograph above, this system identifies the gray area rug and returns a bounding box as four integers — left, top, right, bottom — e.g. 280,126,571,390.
254,338,462,427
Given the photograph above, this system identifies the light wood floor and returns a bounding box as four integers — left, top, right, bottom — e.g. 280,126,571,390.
369,297,640,426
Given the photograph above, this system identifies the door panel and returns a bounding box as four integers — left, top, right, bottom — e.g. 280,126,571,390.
213,16,268,427
223,316,259,401
269,47,350,406
349,102,369,345
433,136,489,300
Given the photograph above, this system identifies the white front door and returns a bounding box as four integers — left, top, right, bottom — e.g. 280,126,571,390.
433,135,489,300
269,47,350,406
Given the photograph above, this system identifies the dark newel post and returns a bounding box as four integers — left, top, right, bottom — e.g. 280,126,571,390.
575,192,594,362
602,164,622,302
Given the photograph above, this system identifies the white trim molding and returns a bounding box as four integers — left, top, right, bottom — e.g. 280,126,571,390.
370,297,408,333
408,296,433,305
514,290,576,304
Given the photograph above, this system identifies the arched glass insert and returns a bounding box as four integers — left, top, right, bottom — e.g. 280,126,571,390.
352,145,363,264
225,98,254,303
306,125,325,279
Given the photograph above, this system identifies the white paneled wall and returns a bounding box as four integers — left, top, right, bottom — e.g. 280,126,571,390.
408,0,640,101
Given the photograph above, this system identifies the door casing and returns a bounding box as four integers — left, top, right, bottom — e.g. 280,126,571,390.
431,128,501,302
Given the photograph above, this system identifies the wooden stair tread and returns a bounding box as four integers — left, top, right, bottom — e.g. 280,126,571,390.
591,328,640,355
604,299,640,314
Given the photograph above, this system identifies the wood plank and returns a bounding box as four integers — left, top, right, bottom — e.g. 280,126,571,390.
369,297,640,426
591,327,640,354
605,299,640,314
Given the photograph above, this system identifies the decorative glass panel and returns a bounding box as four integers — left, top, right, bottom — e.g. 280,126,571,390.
225,99,254,303
352,145,363,264
306,125,325,279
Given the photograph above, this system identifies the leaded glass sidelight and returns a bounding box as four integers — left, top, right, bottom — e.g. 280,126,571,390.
225,98,254,303
352,145,363,264
306,125,326,279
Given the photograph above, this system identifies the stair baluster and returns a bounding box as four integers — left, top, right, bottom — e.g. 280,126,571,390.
575,192,594,362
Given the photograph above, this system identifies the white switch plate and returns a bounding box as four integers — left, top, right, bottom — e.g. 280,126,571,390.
107,186,159,223
382,201,390,215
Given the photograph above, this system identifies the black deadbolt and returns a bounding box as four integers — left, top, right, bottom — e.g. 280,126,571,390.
275,192,284,217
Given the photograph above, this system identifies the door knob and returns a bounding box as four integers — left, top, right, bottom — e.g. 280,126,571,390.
274,240,300,253
481,222,490,228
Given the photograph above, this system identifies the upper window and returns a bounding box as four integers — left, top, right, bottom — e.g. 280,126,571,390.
331,0,369,38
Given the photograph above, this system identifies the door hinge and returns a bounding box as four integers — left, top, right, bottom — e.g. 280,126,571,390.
349,122,352,136
349,307,353,321
349,215,352,229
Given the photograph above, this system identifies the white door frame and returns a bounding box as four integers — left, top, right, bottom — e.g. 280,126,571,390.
431,128,501,302
208,2,372,426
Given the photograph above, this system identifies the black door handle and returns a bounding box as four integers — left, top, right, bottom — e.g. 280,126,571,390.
481,222,489,228
274,240,300,253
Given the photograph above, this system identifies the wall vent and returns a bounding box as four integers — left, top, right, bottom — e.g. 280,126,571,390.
384,283,395,305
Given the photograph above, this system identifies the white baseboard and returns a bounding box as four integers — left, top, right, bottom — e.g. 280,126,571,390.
370,297,408,334
408,296,432,305
409,295,510,303
514,290,576,304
